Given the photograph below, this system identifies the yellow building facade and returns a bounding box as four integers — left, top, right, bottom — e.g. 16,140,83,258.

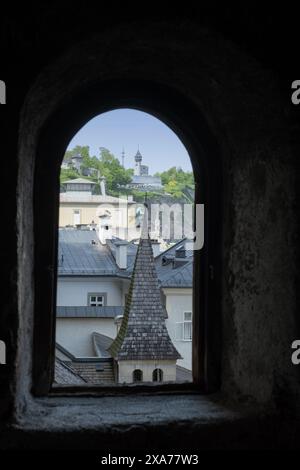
59,178,138,240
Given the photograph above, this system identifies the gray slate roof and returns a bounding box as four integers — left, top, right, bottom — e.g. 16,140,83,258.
110,237,193,288
55,344,115,384
71,359,115,384
58,228,193,287
154,239,193,287
63,178,97,185
54,357,86,384
57,306,124,318
158,260,193,288
58,229,117,275
55,343,191,384
107,238,139,272
93,332,114,358
108,221,181,362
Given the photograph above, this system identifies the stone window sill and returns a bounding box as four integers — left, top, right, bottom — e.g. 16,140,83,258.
0,393,275,450
19,393,255,430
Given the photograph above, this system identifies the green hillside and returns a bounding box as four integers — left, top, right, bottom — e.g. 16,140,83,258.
61,145,195,202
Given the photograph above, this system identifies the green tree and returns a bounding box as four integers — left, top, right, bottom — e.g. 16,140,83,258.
63,145,93,163
61,146,194,201
61,146,133,195
98,147,133,194
155,166,194,201
60,168,80,183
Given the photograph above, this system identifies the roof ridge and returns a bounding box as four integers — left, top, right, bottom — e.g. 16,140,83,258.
159,258,193,280
154,238,188,259
55,356,87,383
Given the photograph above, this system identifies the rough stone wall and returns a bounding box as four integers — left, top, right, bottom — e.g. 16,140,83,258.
17,20,298,406
0,6,298,448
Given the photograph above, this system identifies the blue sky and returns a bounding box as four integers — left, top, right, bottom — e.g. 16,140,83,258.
67,109,192,174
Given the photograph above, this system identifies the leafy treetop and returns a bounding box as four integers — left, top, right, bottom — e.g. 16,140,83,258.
61,146,194,201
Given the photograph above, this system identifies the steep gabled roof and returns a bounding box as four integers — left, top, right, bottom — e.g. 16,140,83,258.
57,228,193,287
108,217,181,361
158,261,193,288
92,332,114,358
58,229,117,275
55,343,115,384
54,357,87,384
63,177,96,184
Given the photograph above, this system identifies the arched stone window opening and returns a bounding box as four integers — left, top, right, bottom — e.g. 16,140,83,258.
21,78,222,397
54,108,194,386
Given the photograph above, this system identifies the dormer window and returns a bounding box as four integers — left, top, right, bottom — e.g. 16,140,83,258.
88,293,106,307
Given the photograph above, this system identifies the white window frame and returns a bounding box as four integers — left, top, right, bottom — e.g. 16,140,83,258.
88,293,106,307
175,311,192,341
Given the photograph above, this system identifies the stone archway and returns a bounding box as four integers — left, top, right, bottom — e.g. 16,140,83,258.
16,21,296,413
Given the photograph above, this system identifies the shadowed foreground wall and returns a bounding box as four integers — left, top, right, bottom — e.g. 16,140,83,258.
0,6,299,449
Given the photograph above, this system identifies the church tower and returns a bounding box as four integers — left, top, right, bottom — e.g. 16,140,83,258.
134,149,149,176
134,149,143,176
109,208,181,383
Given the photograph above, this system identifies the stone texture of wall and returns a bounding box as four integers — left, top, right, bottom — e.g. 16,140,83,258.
0,5,298,449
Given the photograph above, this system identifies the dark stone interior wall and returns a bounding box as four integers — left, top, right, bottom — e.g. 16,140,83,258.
0,4,299,447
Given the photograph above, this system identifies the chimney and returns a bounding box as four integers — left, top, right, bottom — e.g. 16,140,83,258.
98,215,112,244
151,239,160,257
175,244,186,258
114,314,124,333
115,241,128,269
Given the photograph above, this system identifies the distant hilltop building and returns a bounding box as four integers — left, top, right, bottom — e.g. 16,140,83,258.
61,151,97,177
128,149,163,191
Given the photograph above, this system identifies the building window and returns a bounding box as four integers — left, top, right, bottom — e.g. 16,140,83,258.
175,312,192,341
133,369,143,382
153,368,163,382
73,209,81,225
88,293,105,307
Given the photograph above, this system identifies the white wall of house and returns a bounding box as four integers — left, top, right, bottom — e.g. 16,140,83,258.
117,360,177,384
164,288,193,370
56,318,117,357
57,277,123,306
55,278,193,369
121,279,130,305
